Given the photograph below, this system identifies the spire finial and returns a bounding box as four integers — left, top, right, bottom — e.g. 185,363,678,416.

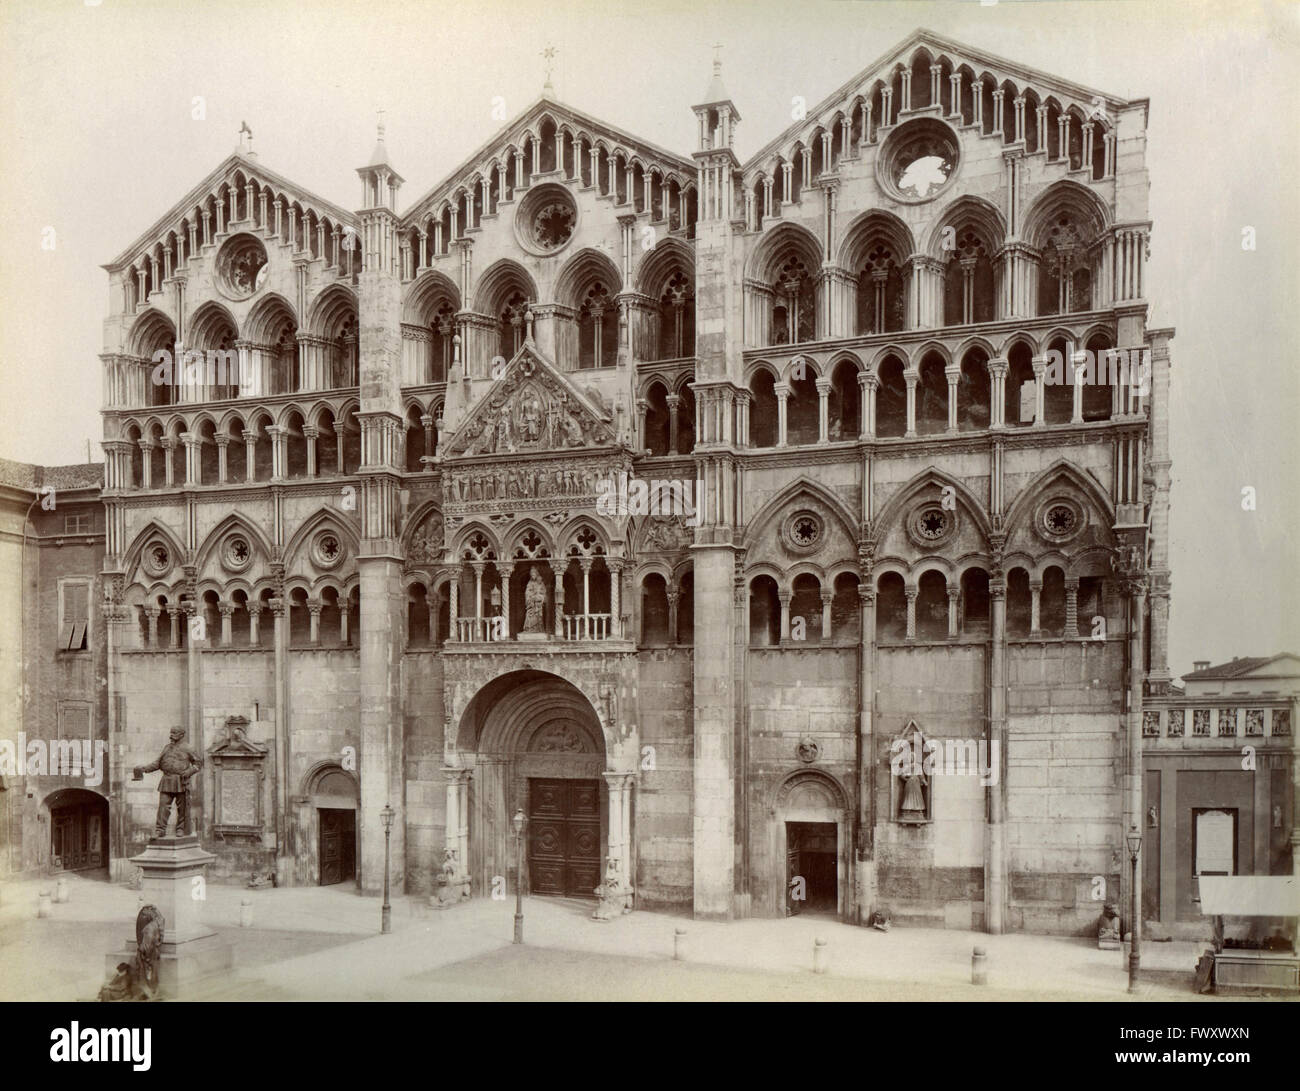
377,107,386,142
712,42,723,74
541,45,557,94
238,120,252,154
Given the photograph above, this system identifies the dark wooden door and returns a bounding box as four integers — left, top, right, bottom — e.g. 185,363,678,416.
319,808,356,886
528,779,601,899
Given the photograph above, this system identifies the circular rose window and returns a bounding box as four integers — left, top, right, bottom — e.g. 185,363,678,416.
215,233,269,300
906,500,957,548
515,183,578,256
311,530,344,569
784,511,824,552
1037,498,1085,543
144,542,171,576
221,534,252,574
877,119,960,203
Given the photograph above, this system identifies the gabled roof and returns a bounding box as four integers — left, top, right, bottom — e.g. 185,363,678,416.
400,94,696,225
1183,653,1300,681
743,26,1144,172
0,458,103,492
106,151,358,271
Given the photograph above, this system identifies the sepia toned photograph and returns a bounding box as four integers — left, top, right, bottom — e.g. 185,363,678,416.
0,0,1296,1048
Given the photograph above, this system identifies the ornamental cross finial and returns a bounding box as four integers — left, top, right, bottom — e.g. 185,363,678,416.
377,107,386,140
713,42,723,72
541,45,557,92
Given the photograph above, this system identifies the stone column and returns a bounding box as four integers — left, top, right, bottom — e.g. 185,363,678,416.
1064,578,1080,638
609,560,623,639
635,398,649,453
248,602,262,647
1071,353,1086,423
774,382,790,447
447,571,459,641
145,606,160,647
904,587,918,641
815,377,831,444
988,357,1008,428
945,365,960,432
692,543,738,919
820,591,833,642
552,562,565,638
1029,578,1043,637
1031,356,1047,427
987,574,1008,932
778,590,792,642
947,587,960,638
219,602,235,646
904,368,918,437
498,563,512,640
307,598,322,644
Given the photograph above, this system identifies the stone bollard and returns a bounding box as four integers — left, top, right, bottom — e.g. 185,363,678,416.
813,936,829,975
55,876,69,904
38,890,52,918
673,926,686,961
971,945,988,985
239,897,253,928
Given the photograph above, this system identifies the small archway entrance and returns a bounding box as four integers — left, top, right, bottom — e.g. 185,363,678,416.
453,670,631,906
44,789,109,876
301,764,359,887
771,770,851,919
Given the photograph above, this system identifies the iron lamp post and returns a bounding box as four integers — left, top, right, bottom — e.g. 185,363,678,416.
1126,824,1142,993
380,803,395,934
513,807,526,944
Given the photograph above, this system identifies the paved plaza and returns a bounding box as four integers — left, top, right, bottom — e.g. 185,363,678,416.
0,873,1242,1002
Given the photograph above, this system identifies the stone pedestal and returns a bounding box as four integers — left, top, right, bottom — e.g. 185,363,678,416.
104,836,233,997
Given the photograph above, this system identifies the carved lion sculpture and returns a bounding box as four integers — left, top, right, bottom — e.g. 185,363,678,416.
97,904,164,1002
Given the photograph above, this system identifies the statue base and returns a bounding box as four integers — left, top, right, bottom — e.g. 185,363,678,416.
104,835,232,997
516,632,548,642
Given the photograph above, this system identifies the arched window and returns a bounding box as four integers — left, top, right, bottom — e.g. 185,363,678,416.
749,575,780,645
1044,338,1073,424
1038,214,1094,316
641,573,669,645
943,229,995,326
1005,342,1035,427
790,574,824,643
916,354,948,435
676,571,694,645
658,271,695,361
430,302,454,384
787,371,819,446
916,570,948,640
579,283,618,369
1041,566,1067,636
875,573,907,641
1006,568,1032,636
674,384,695,455
499,292,528,361
877,356,907,437
771,257,816,345
644,383,671,456
960,568,990,636
829,361,860,440
749,369,779,448
857,246,906,334
957,349,991,431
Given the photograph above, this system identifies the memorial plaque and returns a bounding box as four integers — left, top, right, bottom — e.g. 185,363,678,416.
221,769,259,828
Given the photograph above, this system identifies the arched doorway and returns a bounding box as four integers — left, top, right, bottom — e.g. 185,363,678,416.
300,764,359,887
453,670,630,906
771,770,851,920
44,789,109,876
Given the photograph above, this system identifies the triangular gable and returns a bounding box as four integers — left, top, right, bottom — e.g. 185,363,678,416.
743,27,1142,172
400,96,696,226
443,339,617,457
106,151,357,271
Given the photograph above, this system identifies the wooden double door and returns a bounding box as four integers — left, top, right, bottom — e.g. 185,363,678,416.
319,808,356,886
528,778,601,899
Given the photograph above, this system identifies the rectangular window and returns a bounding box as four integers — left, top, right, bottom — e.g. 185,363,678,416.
58,578,91,652
57,701,92,742
64,513,92,534
1191,807,1237,903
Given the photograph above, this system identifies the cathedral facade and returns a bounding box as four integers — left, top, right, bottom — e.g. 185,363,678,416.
87,29,1173,933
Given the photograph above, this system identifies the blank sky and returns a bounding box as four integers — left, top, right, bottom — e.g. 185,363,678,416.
1,0,1296,677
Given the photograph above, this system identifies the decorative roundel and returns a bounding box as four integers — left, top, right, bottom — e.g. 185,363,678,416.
221,534,253,574
215,233,269,300
784,511,824,552
515,183,578,256
311,530,345,569
1037,497,1086,543
143,541,171,576
877,118,961,203
906,501,956,549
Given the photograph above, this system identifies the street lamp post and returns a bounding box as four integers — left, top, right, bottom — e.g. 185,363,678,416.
1126,824,1142,993
380,803,395,934
512,807,526,944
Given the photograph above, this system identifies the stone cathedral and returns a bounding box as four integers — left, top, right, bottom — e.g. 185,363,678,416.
84,29,1173,933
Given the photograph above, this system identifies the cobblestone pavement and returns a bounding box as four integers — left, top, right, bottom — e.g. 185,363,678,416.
0,873,1230,1002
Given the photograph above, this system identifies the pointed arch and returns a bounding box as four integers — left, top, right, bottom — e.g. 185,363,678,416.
122,520,189,584
403,270,462,324
873,466,993,544
282,506,363,570
194,512,276,575
554,247,623,309
1003,459,1116,536
742,476,858,553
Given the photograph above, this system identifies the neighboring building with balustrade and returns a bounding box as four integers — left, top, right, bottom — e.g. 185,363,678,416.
1141,655,1299,937
86,29,1184,934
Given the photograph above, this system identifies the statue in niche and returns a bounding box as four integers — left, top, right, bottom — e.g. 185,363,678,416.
561,413,584,448
891,723,931,823
523,567,548,633
495,409,514,453
518,389,544,444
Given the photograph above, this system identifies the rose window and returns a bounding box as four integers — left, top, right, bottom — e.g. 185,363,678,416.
917,509,947,540
145,544,170,574
215,234,269,300
1045,505,1076,535
533,203,574,250
312,530,345,569
878,119,961,203
515,184,579,256
222,535,252,573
